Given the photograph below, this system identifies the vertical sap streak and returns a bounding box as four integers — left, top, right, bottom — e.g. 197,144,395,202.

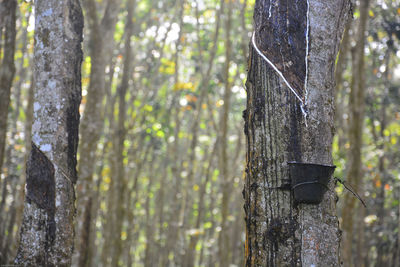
304,0,310,107
268,0,273,18
301,0,311,127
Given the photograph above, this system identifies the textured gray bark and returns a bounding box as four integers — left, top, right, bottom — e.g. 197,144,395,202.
15,0,83,265
243,0,350,266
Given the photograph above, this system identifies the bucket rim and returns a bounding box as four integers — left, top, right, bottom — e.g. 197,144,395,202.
287,161,336,168
292,181,330,190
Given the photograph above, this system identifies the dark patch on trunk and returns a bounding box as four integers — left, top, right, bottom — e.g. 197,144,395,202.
265,217,297,246
65,86,81,184
63,9,82,184
26,143,55,213
254,81,266,124
62,0,83,185
63,1,83,186
26,142,56,243
264,216,298,266
63,77,81,183
254,0,308,100
43,51,51,72
39,28,50,47
68,0,84,42
243,109,248,135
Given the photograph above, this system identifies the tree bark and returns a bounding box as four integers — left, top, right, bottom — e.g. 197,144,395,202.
14,0,83,265
341,0,370,265
0,0,17,179
243,0,350,266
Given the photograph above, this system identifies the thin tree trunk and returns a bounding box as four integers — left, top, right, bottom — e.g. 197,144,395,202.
0,22,27,259
356,185,366,267
0,0,17,180
99,52,120,267
15,0,83,265
229,126,245,266
376,140,386,267
180,2,224,265
375,47,391,267
160,1,186,264
243,0,350,266
75,1,120,265
185,137,219,266
218,0,232,265
143,150,159,267
3,15,33,253
341,1,370,265
110,0,135,264
100,92,118,266
125,142,151,266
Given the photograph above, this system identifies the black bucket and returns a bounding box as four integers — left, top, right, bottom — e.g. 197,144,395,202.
288,162,336,204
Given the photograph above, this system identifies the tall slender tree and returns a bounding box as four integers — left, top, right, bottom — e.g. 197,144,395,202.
243,0,350,265
110,0,135,264
341,0,370,264
218,0,232,265
15,0,83,265
75,1,120,265
0,0,17,180
0,2,17,262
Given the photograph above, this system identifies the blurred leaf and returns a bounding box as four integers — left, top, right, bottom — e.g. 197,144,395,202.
203,222,212,229
368,10,374,17
173,82,194,91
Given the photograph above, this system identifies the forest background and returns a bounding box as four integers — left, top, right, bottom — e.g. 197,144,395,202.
0,0,400,266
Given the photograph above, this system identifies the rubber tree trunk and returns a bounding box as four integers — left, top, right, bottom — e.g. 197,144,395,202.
0,0,17,179
341,0,370,265
243,0,350,266
0,1,17,260
14,0,83,265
